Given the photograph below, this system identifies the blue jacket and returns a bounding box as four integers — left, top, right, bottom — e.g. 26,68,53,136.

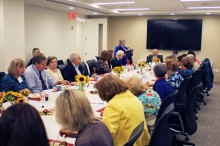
202,59,214,91
114,45,128,65
153,78,175,102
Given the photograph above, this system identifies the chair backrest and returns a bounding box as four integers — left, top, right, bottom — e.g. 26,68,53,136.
123,121,144,146
149,102,174,146
86,59,97,76
182,84,200,135
156,90,178,123
57,65,66,77
175,76,191,112
66,59,71,64
80,62,89,76
57,60,64,65
0,72,6,92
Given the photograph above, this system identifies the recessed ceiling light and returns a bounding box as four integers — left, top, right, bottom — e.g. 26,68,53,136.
112,10,119,13
94,2,135,5
188,6,220,9
170,13,175,15
206,12,211,14
93,12,98,15
138,14,143,16
69,6,74,10
67,0,73,1
114,8,150,11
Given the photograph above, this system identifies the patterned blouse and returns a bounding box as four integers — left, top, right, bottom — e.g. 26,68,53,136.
1,74,29,92
137,89,161,124
96,59,111,74
166,72,184,90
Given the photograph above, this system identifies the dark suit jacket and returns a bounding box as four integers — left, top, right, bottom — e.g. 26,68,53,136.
63,62,84,82
110,57,122,68
146,55,163,63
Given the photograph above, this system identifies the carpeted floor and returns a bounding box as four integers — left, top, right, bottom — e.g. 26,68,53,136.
189,83,220,146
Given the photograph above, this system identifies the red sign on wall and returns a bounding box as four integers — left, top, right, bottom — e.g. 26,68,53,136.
69,11,77,20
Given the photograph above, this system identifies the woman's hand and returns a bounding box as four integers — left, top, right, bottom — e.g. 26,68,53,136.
59,129,78,138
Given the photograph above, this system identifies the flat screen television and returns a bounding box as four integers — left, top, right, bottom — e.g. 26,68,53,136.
147,19,203,51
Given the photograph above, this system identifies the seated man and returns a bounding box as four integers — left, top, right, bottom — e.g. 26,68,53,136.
111,50,124,68
114,39,128,65
27,48,40,67
146,49,163,63
63,53,85,82
25,53,66,93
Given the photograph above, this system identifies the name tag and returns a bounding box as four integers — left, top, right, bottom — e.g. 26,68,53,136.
17,76,23,83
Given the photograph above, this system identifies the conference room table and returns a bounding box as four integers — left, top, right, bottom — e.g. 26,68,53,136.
28,67,156,145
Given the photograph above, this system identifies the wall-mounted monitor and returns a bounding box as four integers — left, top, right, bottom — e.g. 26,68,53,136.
147,19,203,51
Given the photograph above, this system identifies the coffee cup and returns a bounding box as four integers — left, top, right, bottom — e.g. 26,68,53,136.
56,85,62,91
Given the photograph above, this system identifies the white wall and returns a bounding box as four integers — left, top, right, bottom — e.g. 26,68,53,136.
25,5,77,63
76,20,85,60
0,0,25,72
85,18,107,60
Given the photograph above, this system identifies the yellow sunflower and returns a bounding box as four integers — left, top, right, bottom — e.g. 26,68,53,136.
76,75,86,83
86,76,90,84
152,58,157,62
11,92,23,98
16,98,24,104
156,58,160,63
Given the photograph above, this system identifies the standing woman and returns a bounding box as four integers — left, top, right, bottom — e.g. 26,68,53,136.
56,89,113,146
1,58,30,93
94,74,150,146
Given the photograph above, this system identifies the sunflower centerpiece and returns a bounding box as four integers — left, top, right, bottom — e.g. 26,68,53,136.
0,91,26,108
112,66,124,78
152,58,160,63
137,62,146,74
75,75,90,92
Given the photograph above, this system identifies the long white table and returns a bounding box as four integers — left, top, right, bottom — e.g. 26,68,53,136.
28,69,155,144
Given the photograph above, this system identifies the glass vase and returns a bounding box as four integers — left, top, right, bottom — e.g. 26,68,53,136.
79,83,84,92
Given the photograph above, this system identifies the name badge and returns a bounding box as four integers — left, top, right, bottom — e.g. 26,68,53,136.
17,76,23,83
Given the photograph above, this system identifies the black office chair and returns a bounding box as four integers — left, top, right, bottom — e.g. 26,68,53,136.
57,64,66,77
175,76,191,112
171,84,200,146
149,100,174,146
123,121,144,146
80,61,89,76
66,59,71,64
57,60,64,65
86,59,97,76
156,90,178,123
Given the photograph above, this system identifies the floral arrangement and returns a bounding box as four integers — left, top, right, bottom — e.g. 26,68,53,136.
0,91,27,107
152,58,160,63
112,66,124,77
137,62,146,74
75,75,90,91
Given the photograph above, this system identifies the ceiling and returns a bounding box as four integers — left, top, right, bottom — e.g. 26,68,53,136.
25,0,220,16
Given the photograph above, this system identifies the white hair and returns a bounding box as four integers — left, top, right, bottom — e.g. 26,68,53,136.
116,50,124,57
69,53,79,61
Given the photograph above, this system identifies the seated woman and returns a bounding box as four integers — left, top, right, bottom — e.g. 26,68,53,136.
1,58,30,93
177,54,187,71
56,89,113,146
188,50,200,65
0,103,49,146
110,50,124,68
187,54,200,71
179,56,194,78
94,74,150,146
165,55,184,90
124,76,161,130
153,63,174,101
96,50,111,74
46,56,69,84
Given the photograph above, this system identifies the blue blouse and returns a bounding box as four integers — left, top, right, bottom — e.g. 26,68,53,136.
137,89,161,121
166,72,184,90
1,74,29,92
153,78,175,102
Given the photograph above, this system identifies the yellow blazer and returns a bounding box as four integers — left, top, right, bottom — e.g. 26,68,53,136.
102,90,150,146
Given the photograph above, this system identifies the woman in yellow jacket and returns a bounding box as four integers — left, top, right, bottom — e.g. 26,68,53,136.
94,74,150,146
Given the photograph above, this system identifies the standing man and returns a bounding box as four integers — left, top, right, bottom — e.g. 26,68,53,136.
25,53,67,93
114,39,128,65
146,49,163,63
27,48,41,67
63,53,85,82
